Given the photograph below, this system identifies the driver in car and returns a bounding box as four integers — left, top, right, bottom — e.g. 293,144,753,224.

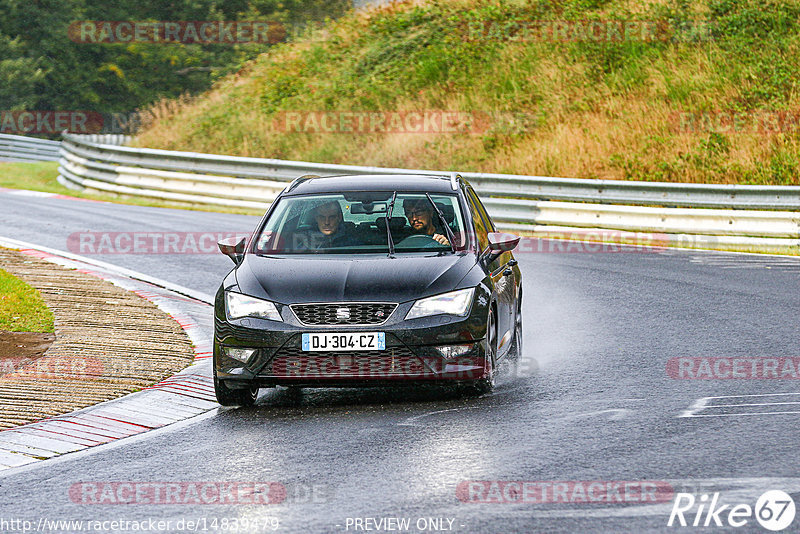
402,198,450,247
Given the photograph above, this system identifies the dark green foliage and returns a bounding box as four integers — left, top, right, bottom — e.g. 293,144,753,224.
0,0,350,126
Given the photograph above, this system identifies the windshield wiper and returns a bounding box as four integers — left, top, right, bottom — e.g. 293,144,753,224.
385,191,397,256
426,193,456,253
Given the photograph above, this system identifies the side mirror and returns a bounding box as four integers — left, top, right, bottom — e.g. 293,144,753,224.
218,237,247,265
485,232,520,263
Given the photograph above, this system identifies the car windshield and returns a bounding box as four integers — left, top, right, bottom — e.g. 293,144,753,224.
254,192,468,255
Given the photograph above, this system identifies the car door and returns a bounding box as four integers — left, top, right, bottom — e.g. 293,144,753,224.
466,187,515,357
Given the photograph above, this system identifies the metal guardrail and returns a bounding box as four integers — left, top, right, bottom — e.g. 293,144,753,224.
0,133,61,162
1,133,130,163
50,133,800,247
57,133,800,210
483,198,799,238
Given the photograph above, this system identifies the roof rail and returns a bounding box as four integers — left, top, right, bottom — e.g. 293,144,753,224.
449,172,461,191
287,174,320,192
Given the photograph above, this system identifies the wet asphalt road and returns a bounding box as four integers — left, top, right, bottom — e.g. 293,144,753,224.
1,190,800,533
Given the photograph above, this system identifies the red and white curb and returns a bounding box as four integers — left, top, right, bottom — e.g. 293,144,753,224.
0,237,219,471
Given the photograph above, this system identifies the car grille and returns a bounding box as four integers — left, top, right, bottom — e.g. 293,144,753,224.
264,346,435,378
290,302,397,326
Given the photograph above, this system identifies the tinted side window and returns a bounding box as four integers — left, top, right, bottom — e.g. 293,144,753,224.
466,189,489,251
468,187,496,232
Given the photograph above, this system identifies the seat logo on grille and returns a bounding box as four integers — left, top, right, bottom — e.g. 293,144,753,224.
336,307,351,320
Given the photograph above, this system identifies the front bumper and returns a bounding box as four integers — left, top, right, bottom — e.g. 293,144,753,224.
214,290,491,388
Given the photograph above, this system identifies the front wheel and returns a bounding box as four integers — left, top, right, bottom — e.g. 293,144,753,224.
464,308,496,396
214,368,258,407
509,294,523,362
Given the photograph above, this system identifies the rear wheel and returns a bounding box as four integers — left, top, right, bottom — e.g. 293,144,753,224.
213,368,258,407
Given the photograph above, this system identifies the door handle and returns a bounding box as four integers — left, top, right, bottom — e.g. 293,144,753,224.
508,259,518,267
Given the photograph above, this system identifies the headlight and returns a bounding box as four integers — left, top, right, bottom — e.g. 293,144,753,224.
405,288,475,320
225,291,282,321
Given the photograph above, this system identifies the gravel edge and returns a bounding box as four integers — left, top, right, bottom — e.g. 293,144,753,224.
0,248,196,429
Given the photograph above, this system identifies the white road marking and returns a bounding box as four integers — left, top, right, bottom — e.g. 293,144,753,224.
679,392,800,418
709,401,800,407
678,397,709,418
685,254,800,272
682,411,800,417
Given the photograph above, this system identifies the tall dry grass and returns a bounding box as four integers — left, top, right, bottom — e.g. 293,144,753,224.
134,0,800,185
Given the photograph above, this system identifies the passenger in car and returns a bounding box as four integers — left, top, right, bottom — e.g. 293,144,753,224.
296,201,358,250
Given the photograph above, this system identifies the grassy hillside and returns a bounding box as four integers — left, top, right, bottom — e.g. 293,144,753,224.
134,0,800,185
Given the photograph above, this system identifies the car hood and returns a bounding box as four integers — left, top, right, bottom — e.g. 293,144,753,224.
235,253,475,304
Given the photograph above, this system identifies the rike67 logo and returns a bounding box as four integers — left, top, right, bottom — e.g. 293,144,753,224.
668,490,796,531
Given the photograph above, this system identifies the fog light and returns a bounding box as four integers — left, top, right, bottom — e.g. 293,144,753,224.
224,347,257,363
436,344,474,360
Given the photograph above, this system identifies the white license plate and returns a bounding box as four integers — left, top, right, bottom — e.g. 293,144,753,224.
302,332,385,352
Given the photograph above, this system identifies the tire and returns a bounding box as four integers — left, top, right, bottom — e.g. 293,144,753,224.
464,308,496,396
509,294,523,363
214,367,258,407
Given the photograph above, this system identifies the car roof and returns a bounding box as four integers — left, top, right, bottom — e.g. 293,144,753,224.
283,174,461,196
